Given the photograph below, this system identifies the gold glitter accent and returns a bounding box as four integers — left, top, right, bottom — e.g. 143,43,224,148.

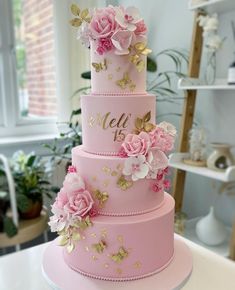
92,176,97,182
116,67,121,72
90,233,97,238
111,247,128,263
111,171,118,176
94,189,109,207
102,166,111,175
92,240,107,254
92,255,98,261
103,180,110,187
108,74,113,80
133,261,141,269
117,175,133,191
116,72,136,91
92,59,107,72
104,263,109,269
116,268,122,275
85,246,89,252
116,164,124,171
101,228,107,238
117,235,124,244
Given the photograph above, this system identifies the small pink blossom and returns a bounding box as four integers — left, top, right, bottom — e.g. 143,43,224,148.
89,206,98,217
135,20,147,35
111,30,133,55
151,182,163,193
67,165,77,173
122,132,151,157
90,7,119,39
118,146,128,158
96,38,114,55
123,155,149,181
64,190,94,219
163,179,171,190
114,6,142,32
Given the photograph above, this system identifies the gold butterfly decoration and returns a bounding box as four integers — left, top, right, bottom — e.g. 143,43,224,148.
94,189,109,207
116,73,136,91
133,111,156,134
70,4,91,27
92,240,107,254
111,247,128,263
129,42,152,72
77,216,93,230
92,59,107,73
117,175,133,191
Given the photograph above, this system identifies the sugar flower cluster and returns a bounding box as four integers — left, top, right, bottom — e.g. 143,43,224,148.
119,121,176,191
71,5,147,55
49,166,96,251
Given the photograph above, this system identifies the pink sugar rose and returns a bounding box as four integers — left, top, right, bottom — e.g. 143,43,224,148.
63,172,85,194
135,20,147,35
64,190,94,219
122,131,151,157
118,146,128,158
90,7,118,39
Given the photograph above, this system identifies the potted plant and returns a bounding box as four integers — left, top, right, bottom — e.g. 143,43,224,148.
0,151,58,220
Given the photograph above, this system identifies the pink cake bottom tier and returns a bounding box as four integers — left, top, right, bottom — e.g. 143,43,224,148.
72,146,164,216
63,193,175,281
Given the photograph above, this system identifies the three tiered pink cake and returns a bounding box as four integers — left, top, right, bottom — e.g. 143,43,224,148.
49,5,178,281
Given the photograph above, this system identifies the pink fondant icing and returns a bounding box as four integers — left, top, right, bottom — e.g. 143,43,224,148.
81,94,156,155
90,41,146,95
63,193,175,281
72,146,164,216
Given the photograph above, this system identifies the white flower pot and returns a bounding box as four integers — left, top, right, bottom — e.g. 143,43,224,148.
196,207,227,246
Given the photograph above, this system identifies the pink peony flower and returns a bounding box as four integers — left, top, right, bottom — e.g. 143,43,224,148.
111,30,133,55
135,20,147,35
90,7,119,39
158,121,177,137
149,127,175,153
64,190,94,219
122,131,151,157
67,165,77,173
123,155,149,181
114,6,142,31
96,38,114,55
63,172,85,194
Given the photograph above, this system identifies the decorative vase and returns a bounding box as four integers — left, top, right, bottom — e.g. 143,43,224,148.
19,199,43,219
196,206,227,246
205,51,216,85
207,143,234,171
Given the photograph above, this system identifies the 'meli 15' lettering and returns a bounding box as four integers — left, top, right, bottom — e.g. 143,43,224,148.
88,112,131,142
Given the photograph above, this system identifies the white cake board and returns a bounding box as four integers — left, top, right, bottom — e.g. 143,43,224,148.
42,236,192,290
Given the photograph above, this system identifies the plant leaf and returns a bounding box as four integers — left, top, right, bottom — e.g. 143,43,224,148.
3,217,18,237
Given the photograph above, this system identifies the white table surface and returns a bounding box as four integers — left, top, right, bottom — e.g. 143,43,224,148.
0,236,235,290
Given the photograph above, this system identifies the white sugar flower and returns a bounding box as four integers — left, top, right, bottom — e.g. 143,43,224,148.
114,6,142,31
123,155,149,181
158,121,177,137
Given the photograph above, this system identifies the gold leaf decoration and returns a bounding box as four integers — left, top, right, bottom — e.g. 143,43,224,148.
133,111,156,134
77,216,93,230
92,240,107,254
70,18,82,27
92,59,107,72
117,175,133,191
116,72,136,91
129,42,152,72
81,8,89,18
71,4,80,16
94,189,109,207
67,243,75,253
111,247,128,263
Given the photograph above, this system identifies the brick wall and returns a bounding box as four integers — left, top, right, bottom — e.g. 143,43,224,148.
23,0,57,117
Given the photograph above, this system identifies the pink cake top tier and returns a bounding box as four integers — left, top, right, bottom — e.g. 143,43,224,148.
70,5,151,94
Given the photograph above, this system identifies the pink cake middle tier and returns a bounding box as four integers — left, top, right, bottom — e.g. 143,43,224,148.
81,94,156,155
72,146,164,216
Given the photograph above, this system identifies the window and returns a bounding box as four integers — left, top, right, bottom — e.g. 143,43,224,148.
0,0,58,138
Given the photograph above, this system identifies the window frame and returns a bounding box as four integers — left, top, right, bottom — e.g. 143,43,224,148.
0,0,58,139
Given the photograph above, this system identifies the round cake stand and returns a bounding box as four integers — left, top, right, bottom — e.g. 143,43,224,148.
42,236,193,290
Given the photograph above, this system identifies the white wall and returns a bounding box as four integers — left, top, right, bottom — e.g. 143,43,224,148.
117,0,235,226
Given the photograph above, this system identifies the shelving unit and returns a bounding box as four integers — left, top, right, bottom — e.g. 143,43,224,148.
172,1,235,260
189,0,235,13
178,78,235,90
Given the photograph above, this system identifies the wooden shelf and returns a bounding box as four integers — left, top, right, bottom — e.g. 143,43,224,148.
183,217,231,257
169,153,235,182
0,209,48,248
178,78,235,90
189,0,235,13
